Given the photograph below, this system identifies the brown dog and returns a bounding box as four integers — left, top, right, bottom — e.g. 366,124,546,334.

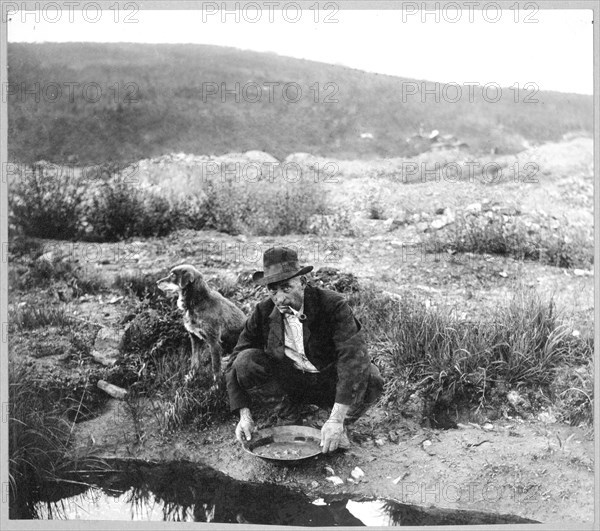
156,265,246,383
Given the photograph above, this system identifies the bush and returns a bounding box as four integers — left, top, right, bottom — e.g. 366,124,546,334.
427,209,593,268
134,192,179,238
85,181,143,241
199,177,329,235
348,285,593,423
8,162,85,239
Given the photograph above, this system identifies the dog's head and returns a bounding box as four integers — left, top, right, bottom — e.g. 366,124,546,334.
156,264,202,294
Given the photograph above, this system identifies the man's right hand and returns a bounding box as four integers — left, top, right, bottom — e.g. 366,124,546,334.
235,408,255,442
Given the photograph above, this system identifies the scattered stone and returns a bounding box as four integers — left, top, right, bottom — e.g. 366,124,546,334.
375,438,385,447
392,472,409,484
310,481,320,489
325,476,344,486
350,467,365,480
91,351,117,367
97,380,128,399
430,218,449,230
483,423,494,431
573,269,590,276
324,465,336,476
538,410,557,424
422,440,432,447
507,390,524,407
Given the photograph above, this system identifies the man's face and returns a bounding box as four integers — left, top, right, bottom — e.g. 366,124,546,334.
267,275,305,313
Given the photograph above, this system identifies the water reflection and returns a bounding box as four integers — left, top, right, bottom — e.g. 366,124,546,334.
28,460,538,526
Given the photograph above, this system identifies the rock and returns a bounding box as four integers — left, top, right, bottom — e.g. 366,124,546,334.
538,410,557,424
430,219,447,230
507,390,524,407
91,327,123,367
466,202,482,213
573,269,588,276
350,467,365,480
392,473,408,484
97,380,128,399
94,327,122,351
325,476,344,486
91,351,117,367
422,440,432,447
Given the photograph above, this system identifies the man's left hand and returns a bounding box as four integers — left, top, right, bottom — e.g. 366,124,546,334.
320,419,344,453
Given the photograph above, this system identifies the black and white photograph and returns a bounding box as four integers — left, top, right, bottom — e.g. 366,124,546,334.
1,1,597,528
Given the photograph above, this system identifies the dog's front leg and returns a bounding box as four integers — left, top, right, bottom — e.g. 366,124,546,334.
209,342,224,388
186,333,203,382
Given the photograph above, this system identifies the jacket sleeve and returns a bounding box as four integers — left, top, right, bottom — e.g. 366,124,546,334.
329,296,371,405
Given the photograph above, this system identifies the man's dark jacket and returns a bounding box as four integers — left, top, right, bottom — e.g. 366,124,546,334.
225,285,371,410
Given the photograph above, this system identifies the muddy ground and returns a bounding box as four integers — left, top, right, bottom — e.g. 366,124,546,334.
70,395,594,525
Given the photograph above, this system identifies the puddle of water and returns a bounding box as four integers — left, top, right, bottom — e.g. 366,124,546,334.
26,460,539,526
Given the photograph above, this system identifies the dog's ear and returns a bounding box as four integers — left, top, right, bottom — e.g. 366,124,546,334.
177,269,194,289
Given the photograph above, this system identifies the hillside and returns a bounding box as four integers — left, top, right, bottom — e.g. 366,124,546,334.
7,42,593,164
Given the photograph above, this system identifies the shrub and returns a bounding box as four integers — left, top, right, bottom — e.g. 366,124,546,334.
8,162,85,239
134,192,179,238
194,177,329,236
427,210,593,268
85,181,143,241
348,285,593,424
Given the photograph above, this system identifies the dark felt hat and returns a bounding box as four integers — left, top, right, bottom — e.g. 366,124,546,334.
252,247,313,285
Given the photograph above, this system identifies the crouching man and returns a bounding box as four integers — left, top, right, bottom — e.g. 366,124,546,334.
225,247,384,453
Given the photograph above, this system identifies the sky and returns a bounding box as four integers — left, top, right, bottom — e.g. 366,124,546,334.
5,6,594,94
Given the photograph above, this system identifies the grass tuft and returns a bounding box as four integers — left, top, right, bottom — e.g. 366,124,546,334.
348,285,593,424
